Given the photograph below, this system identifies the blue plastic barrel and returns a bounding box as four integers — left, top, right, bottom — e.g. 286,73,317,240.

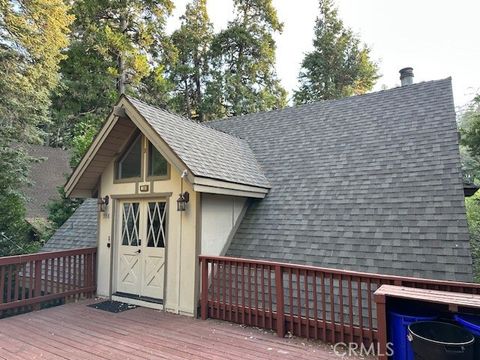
388,309,437,360
454,314,480,357
455,314,480,336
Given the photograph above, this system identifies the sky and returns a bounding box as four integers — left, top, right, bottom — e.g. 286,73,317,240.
167,0,480,110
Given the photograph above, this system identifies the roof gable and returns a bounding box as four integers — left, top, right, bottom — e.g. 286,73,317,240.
125,96,270,189
24,145,71,219
65,95,269,198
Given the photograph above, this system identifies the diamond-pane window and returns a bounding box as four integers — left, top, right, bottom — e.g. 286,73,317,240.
147,202,166,248
122,202,140,246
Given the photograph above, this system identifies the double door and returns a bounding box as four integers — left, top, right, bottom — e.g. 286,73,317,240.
116,200,167,299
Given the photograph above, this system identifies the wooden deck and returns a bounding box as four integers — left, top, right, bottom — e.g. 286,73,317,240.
0,299,350,359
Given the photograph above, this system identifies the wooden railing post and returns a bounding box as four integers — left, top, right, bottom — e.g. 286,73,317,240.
81,254,86,296
33,259,42,310
201,257,208,320
85,253,92,298
374,293,388,360
92,250,97,288
275,264,285,338
0,266,5,305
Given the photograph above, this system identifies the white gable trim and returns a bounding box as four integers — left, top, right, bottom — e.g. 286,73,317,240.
65,109,119,197
193,184,266,198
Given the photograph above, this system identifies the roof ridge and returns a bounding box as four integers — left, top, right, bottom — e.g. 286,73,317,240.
124,95,198,124
206,78,452,125
124,94,252,144
126,78,451,130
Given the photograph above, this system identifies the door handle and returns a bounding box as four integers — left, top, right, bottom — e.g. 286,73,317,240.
135,249,141,254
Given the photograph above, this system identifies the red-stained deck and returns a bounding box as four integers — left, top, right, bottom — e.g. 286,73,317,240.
0,299,353,360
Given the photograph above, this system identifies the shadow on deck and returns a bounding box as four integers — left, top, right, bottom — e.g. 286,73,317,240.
0,299,353,359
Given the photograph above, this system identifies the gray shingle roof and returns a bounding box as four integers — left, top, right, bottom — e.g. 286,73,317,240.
24,145,71,220
41,199,97,252
125,96,270,189
209,79,473,282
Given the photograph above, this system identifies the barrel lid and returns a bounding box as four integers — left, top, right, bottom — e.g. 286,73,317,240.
408,321,474,346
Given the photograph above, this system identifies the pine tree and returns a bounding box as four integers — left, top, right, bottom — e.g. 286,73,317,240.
73,0,174,95
461,96,480,158
0,0,73,142
169,0,213,122
49,40,118,148
460,94,480,281
0,0,73,255
294,0,379,104
49,0,175,148
205,0,287,118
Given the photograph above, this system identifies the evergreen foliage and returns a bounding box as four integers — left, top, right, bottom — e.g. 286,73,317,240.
47,187,83,229
465,192,480,282
49,0,175,150
204,0,287,118
294,0,379,104
0,0,72,255
0,0,73,143
459,94,480,282
460,95,480,170
169,0,213,121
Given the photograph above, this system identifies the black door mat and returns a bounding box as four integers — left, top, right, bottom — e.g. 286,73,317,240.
88,300,137,313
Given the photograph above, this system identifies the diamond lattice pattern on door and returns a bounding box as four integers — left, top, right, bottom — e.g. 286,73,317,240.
122,202,140,246
147,202,166,248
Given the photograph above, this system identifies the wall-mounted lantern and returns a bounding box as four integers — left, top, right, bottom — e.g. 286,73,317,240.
176,192,189,212
98,195,110,212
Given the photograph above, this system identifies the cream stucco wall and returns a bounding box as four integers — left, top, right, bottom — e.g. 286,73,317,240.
201,194,247,256
96,135,199,316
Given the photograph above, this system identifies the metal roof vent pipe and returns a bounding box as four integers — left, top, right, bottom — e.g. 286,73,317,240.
400,67,414,86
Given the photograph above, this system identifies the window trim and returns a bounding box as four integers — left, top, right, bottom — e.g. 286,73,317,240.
114,131,144,184
145,141,171,181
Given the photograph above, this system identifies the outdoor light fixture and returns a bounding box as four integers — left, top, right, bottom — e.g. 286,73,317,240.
176,191,189,212
98,195,110,212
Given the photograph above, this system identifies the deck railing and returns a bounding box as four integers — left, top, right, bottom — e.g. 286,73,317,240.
0,247,96,317
199,255,480,347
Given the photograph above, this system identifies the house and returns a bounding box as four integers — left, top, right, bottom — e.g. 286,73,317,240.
63,74,473,316
23,145,71,239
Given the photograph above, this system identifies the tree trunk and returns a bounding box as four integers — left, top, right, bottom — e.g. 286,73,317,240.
193,50,204,122
232,43,244,116
117,13,127,95
184,78,191,118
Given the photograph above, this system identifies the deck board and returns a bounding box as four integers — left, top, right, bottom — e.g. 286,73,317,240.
0,299,351,359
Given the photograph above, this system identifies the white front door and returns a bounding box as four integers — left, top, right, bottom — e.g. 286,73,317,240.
141,201,167,299
117,200,167,300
